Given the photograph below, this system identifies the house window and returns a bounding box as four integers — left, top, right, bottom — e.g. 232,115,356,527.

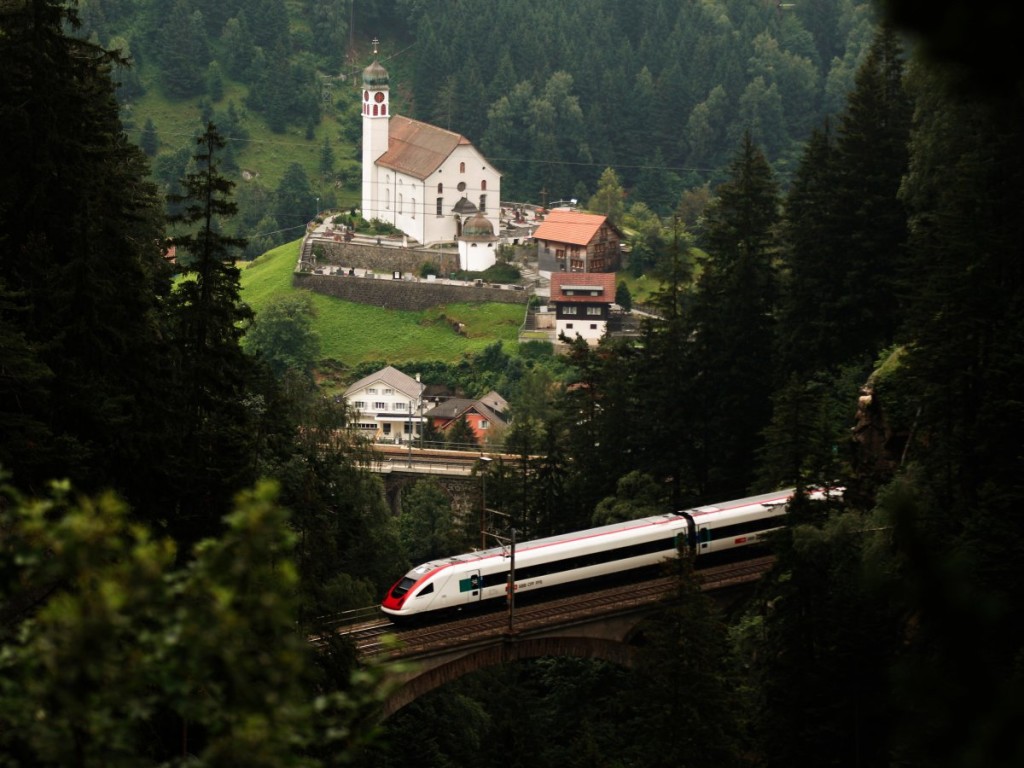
480,420,490,430
394,402,407,411
437,183,443,194
587,306,601,316
436,197,443,216
566,323,574,329
383,388,394,395
382,424,391,435
564,305,578,315
374,401,386,410
354,401,366,409
459,161,465,173
479,194,486,213
481,180,487,191
367,388,378,394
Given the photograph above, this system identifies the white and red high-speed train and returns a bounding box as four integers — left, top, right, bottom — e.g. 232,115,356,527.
381,487,836,620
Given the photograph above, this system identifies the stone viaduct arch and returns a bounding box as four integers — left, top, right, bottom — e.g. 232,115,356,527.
378,609,651,719
373,575,761,719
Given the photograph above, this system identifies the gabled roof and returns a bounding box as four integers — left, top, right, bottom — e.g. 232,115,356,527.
376,115,472,180
343,365,423,399
479,390,508,415
549,272,618,304
532,210,618,247
423,397,507,427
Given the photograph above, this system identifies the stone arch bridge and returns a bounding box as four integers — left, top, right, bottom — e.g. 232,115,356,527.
359,560,770,718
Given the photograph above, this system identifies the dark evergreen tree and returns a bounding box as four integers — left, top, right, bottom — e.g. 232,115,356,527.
275,162,315,230
0,0,172,500
140,116,159,156
163,123,259,545
158,0,210,98
445,415,478,449
625,552,748,768
830,23,912,362
691,131,780,499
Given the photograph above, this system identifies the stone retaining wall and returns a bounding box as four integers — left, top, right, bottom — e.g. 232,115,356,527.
293,272,530,311
307,236,460,275
295,237,530,311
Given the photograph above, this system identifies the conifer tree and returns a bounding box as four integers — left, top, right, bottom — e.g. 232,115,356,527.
691,132,780,498
164,123,259,545
0,0,172,498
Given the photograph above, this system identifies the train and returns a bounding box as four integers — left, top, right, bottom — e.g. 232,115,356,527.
381,486,838,620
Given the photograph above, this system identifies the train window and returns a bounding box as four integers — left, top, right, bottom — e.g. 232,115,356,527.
415,583,434,597
390,576,417,599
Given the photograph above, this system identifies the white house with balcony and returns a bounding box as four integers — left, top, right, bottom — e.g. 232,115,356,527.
343,365,424,443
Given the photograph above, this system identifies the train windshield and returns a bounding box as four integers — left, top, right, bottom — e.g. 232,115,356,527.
389,576,417,599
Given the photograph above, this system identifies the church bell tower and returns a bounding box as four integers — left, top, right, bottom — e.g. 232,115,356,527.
361,39,390,221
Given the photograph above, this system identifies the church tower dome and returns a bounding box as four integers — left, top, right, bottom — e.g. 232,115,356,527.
362,60,389,87
461,212,495,239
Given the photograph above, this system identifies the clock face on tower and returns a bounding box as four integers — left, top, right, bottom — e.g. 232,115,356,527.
374,91,385,103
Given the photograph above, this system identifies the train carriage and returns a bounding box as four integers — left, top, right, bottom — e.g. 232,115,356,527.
382,487,836,620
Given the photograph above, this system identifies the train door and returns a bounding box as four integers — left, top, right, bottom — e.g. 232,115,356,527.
458,570,483,604
698,524,712,552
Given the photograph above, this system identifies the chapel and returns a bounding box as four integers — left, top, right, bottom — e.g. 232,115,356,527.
360,56,502,246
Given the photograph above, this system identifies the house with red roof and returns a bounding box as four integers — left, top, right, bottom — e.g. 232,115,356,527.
549,271,618,344
361,56,501,246
423,396,508,446
532,210,622,273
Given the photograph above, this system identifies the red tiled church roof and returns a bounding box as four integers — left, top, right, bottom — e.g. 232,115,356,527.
376,115,471,180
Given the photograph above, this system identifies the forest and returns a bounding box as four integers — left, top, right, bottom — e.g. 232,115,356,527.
71,0,880,253
2,0,1024,766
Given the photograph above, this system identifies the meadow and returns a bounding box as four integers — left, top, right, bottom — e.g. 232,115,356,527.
240,239,528,369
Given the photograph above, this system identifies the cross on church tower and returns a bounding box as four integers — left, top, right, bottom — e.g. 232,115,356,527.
372,37,379,56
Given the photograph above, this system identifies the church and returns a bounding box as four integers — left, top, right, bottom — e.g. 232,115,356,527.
360,58,502,247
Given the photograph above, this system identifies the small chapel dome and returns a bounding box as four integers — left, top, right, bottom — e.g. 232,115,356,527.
362,60,389,87
461,212,495,239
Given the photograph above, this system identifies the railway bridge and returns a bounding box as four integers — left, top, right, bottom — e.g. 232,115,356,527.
344,557,772,718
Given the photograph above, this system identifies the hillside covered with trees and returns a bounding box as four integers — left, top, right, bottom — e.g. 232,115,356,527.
2,1,1024,767
77,0,879,251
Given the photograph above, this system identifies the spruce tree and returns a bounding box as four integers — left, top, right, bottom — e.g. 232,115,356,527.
0,0,172,498
163,123,259,545
690,131,781,499
830,23,912,363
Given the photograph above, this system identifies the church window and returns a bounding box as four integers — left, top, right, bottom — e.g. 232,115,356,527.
459,162,465,173
481,180,487,191
411,198,416,218
457,181,466,192
385,188,390,209
479,194,486,213
398,193,403,214
436,197,443,216
437,183,443,194
382,104,387,115
373,104,378,116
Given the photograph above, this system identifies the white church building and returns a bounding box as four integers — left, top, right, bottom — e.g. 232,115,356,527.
360,58,502,247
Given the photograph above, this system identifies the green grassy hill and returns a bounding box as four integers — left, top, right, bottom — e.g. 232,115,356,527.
240,240,528,371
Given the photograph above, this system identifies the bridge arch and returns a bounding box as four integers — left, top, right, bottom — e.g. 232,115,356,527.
380,621,647,718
